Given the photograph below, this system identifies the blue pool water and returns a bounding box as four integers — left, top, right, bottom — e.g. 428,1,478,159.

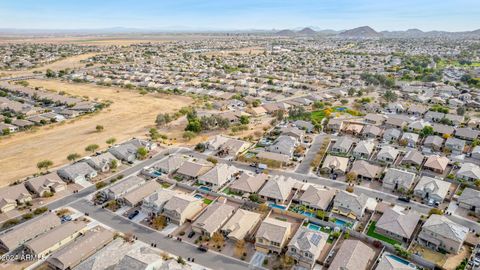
299,210,315,218
335,107,347,112
153,171,162,176
387,254,415,268
194,194,203,199
307,223,321,231
269,203,286,210
199,186,211,192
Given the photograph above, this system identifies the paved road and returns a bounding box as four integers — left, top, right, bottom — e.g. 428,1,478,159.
71,199,251,270
295,134,328,174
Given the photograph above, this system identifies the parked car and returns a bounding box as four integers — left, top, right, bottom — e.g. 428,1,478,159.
398,197,410,203
188,231,196,238
61,215,72,223
198,245,208,252
128,210,139,220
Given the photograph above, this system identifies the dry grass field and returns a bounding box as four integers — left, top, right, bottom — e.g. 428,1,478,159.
0,80,192,185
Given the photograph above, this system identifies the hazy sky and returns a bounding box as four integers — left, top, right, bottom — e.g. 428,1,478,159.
1,0,478,31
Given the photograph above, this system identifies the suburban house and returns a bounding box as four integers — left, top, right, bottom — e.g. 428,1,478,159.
206,135,252,157
25,172,67,197
376,146,400,164
266,135,298,157
423,135,444,152
162,193,204,225
376,252,415,270
364,113,386,125
57,162,97,183
258,175,297,204
0,213,60,252
401,132,419,147
108,143,137,162
456,163,480,182
255,217,292,254
414,176,451,203
192,199,236,237
154,155,186,174
362,125,383,139
472,146,480,160
175,160,213,180
293,120,314,133
46,226,114,270
321,155,349,175
287,227,328,269
352,140,375,159
417,214,468,254
228,172,268,195
423,155,449,174
100,175,145,201
197,164,239,190
455,127,480,141
23,220,88,258
458,188,480,217
375,207,421,242
445,137,466,154
85,152,118,172
382,168,416,192
141,188,176,217
221,209,262,241
121,180,161,207
350,160,383,181
0,184,33,213
331,191,369,221
328,239,375,270
401,149,425,167
383,128,401,142
297,185,336,211
331,136,354,154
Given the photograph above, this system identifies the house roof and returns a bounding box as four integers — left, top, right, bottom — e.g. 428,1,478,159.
328,239,375,270
258,175,296,201
376,252,415,270
176,160,213,178
376,207,420,239
229,172,268,193
107,175,145,197
333,136,354,151
424,135,444,147
382,168,416,189
222,209,262,240
198,164,238,186
377,146,400,160
322,155,349,173
455,127,480,140
414,176,451,200
163,193,202,215
457,163,480,180
334,191,369,217
48,226,114,270
193,202,235,235
25,220,88,255
26,172,65,194
288,227,328,259
123,181,161,206
353,140,375,155
0,213,60,251
422,214,468,243
362,125,383,136
350,160,383,178
256,217,291,244
424,155,449,171
458,188,480,208
58,162,96,179
299,185,336,210
154,155,186,173
0,183,32,204
401,149,424,165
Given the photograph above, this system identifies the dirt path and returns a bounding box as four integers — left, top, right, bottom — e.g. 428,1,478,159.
0,80,192,185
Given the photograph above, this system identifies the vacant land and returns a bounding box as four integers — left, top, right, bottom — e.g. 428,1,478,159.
0,80,192,185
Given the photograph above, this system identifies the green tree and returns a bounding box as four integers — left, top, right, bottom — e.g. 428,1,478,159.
45,69,56,78
106,137,116,146
383,90,398,102
456,107,466,116
239,115,250,125
1,128,10,136
420,126,434,138
67,153,80,162
37,160,53,171
137,147,149,159
110,159,118,170
182,131,196,141
185,118,201,133
85,144,99,153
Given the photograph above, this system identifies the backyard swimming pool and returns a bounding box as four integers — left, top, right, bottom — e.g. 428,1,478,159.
269,203,287,210
386,254,416,268
307,223,321,231
199,186,211,192
299,210,315,218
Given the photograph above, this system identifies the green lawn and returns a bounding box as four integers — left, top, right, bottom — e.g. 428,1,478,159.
311,110,326,123
203,198,213,205
366,221,400,246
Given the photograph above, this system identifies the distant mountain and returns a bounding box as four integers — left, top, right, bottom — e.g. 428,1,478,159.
339,26,381,38
275,29,296,36
298,27,317,36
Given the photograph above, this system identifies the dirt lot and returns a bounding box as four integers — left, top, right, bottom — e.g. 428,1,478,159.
0,80,192,186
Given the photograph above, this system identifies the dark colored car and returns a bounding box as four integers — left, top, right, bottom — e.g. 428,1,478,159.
128,210,139,219
398,197,410,203
197,245,208,252
188,231,196,238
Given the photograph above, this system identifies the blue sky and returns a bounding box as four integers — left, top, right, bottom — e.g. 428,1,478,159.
0,0,478,31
